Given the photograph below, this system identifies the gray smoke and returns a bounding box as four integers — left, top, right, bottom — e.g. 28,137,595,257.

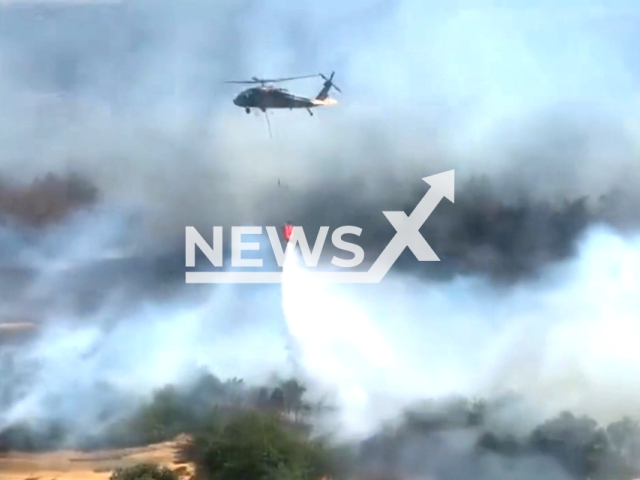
0,3,639,479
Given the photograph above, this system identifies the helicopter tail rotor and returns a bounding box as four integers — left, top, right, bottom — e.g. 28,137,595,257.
319,71,342,94
225,74,319,86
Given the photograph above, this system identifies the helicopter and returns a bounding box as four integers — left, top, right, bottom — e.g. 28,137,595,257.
225,72,341,117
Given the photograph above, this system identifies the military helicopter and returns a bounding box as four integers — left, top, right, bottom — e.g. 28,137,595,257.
225,73,341,136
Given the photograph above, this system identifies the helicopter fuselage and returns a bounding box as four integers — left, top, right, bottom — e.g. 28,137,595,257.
233,86,317,111
227,73,339,117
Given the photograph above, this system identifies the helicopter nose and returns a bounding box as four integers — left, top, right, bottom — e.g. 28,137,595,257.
233,94,246,106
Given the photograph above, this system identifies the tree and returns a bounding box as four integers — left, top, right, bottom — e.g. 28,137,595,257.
607,417,640,458
188,410,338,480
281,378,310,423
125,385,198,445
530,411,611,479
468,397,486,426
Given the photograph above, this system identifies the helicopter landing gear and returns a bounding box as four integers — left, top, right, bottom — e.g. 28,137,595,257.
245,107,250,114
307,108,313,116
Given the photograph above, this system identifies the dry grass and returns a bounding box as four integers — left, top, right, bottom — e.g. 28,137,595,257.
0,437,195,480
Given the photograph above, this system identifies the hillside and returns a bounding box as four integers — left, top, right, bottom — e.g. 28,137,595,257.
0,436,194,480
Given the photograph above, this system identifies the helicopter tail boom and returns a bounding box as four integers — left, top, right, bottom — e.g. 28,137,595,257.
311,97,338,107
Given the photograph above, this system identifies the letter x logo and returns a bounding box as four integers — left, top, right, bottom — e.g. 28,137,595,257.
383,210,438,261
367,171,454,280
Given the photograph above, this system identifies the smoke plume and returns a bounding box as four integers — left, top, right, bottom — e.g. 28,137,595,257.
0,4,639,480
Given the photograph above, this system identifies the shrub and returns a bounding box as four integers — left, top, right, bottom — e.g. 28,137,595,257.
187,410,339,480
109,463,179,480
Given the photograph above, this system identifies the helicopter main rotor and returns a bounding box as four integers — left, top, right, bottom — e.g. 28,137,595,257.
224,74,319,86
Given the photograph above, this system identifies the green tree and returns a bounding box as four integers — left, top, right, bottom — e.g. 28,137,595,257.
130,386,195,444
189,410,338,480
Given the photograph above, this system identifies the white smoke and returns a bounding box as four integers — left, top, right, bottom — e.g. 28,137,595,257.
1,195,640,446
0,204,291,436
281,224,640,439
